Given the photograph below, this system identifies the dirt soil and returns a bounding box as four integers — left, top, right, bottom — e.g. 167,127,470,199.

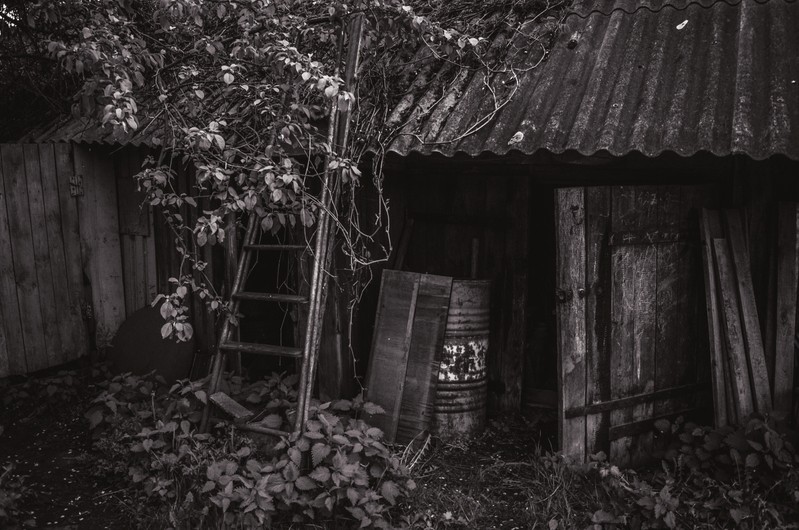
0,370,132,529
407,410,558,529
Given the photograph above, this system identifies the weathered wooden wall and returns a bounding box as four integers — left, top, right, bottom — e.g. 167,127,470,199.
0,144,88,376
0,143,221,377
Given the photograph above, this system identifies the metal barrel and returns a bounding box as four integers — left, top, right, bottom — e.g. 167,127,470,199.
433,279,491,439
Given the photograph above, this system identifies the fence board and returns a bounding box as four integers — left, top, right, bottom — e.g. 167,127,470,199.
23,144,61,368
0,148,26,376
555,187,587,462
54,143,88,360
38,144,77,364
1,144,48,372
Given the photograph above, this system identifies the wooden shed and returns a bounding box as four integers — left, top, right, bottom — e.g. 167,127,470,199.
375,0,799,462
0,132,219,378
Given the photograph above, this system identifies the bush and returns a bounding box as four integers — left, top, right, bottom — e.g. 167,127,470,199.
85,372,415,528
585,416,799,529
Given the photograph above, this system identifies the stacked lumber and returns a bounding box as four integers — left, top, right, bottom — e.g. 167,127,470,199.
700,209,789,426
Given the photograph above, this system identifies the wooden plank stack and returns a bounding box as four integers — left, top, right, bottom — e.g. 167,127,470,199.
701,207,798,425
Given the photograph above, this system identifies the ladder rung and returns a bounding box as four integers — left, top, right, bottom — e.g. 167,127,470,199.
210,392,253,421
220,341,302,358
244,244,307,252
233,292,308,303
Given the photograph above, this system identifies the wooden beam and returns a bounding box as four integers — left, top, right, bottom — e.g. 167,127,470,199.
724,210,772,413
555,188,587,462
713,238,755,419
699,209,729,426
565,384,699,419
773,203,797,413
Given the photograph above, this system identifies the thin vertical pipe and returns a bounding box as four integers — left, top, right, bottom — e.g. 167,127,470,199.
299,14,365,429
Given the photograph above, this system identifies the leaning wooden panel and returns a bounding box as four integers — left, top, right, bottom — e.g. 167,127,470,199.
713,238,755,419
54,143,88,360
609,186,658,465
773,202,797,413
396,273,452,444
1,144,48,372
555,187,587,462
724,210,772,413
584,186,611,457
23,144,61,369
365,270,420,442
700,209,729,426
37,143,78,364
0,147,27,375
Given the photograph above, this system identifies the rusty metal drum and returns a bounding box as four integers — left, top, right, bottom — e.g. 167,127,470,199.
433,279,491,439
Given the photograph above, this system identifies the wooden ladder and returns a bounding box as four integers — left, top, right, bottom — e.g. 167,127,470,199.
199,14,364,438
199,203,335,437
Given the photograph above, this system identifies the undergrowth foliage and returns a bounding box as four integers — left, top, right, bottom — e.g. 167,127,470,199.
85,371,415,528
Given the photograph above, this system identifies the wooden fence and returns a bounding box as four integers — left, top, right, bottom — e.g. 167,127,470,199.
0,144,88,376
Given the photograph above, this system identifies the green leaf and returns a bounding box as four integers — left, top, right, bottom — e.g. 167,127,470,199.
312,443,331,467
380,480,400,505
295,476,316,491
309,466,330,483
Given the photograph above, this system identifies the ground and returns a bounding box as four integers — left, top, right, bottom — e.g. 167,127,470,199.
0,364,558,529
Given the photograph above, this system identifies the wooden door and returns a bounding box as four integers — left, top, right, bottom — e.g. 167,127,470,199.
556,186,705,464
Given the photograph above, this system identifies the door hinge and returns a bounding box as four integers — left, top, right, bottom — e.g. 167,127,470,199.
70,173,84,197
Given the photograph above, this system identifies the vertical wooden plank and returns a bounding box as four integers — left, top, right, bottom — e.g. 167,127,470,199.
773,203,797,413
555,187,587,462
38,144,78,365
365,270,420,442
120,235,136,316
1,144,48,372
700,209,729,426
610,186,658,465
584,186,611,457
144,206,159,303
54,144,88,360
76,145,126,349
0,147,26,375
396,274,453,444
714,238,756,419
23,144,61,369
498,176,528,411
724,210,772,413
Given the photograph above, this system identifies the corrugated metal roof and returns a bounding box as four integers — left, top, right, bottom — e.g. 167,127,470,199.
388,0,799,160
19,115,159,146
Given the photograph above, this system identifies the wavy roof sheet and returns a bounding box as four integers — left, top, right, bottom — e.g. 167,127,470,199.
388,0,799,160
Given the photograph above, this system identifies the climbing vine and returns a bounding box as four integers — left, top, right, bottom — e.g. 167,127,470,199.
3,0,568,340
